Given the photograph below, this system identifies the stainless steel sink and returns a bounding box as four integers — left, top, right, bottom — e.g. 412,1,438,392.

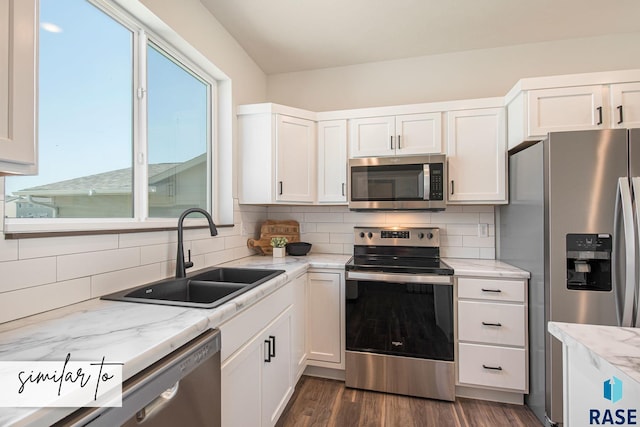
101,267,285,308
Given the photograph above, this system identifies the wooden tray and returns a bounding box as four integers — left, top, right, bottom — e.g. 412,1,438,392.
247,220,300,255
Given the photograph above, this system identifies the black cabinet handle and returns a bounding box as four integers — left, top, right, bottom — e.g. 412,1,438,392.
618,105,624,124
482,321,503,327
264,339,272,362
269,335,276,358
450,180,454,195
398,135,401,149
481,288,502,293
390,135,394,150
278,181,283,195
342,183,345,196
482,364,503,371
596,106,603,125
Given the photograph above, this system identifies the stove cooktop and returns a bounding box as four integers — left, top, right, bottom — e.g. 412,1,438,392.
345,256,453,275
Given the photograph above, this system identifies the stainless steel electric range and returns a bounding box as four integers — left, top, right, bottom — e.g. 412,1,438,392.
345,226,455,401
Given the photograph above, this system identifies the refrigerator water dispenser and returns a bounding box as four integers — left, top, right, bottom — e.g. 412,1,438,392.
566,233,612,291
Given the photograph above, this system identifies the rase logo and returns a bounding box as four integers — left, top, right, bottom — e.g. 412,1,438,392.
589,377,637,425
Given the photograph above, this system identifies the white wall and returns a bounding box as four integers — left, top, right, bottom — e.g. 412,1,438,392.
266,33,640,111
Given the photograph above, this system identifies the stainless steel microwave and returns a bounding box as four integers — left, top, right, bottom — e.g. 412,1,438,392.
348,155,446,210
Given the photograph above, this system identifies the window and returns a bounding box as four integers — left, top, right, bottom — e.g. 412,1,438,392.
5,0,215,226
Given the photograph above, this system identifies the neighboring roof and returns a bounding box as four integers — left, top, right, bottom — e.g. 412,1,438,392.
13,154,206,197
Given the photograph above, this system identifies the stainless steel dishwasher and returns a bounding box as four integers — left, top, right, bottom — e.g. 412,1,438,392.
55,329,221,427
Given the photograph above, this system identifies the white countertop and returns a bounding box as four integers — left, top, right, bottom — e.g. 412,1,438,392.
548,322,640,386
0,253,525,426
443,258,531,279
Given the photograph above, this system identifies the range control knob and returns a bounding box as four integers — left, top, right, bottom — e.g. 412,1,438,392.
417,232,425,239
367,232,373,239
359,232,365,238
426,232,434,239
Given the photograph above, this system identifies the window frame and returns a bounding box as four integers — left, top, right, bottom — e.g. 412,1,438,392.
3,0,227,235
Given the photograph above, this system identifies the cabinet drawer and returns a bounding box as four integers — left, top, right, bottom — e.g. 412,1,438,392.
457,277,525,302
458,301,525,346
458,343,526,391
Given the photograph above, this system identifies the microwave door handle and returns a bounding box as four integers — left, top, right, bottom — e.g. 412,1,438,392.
423,164,430,200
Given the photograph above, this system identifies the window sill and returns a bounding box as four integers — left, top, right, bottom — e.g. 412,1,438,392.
3,219,234,239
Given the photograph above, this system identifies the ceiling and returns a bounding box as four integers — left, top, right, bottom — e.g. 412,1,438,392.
199,0,640,75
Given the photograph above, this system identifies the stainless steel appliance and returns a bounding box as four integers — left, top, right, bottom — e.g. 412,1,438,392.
348,155,446,210
55,329,221,427
498,129,640,427
345,226,455,401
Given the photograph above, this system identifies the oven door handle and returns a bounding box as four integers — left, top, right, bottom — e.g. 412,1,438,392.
346,271,452,284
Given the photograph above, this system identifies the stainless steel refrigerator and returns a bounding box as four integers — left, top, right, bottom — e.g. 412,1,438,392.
497,128,640,427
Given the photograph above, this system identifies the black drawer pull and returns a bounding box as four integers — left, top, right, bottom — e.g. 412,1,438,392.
596,106,603,125
482,364,503,371
264,339,272,363
481,288,502,293
618,105,624,124
481,321,502,327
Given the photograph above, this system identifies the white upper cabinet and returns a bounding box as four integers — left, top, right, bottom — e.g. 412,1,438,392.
349,113,442,158
0,0,38,175
528,86,604,136
446,107,506,204
317,120,347,204
276,115,316,203
506,71,640,149
238,105,316,204
610,82,640,129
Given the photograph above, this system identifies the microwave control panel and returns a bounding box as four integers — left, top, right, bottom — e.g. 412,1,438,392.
429,163,444,201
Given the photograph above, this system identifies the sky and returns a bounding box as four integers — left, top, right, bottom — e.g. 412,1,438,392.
5,0,208,196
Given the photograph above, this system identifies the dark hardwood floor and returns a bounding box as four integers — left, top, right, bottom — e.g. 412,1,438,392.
276,376,542,427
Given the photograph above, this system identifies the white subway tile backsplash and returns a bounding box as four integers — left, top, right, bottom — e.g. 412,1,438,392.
441,235,463,247
267,212,305,223
301,232,331,243
0,239,18,262
223,234,248,250
316,222,355,233
0,257,57,293
462,236,495,248
342,212,386,224
384,212,431,225
479,212,496,224
330,233,353,244
190,236,226,254
140,242,177,265
19,234,119,259
463,205,494,213
0,278,91,324
441,246,480,258
480,248,496,259
119,230,175,248
303,212,344,223
91,264,164,297
57,247,141,281
430,212,480,224
310,243,344,254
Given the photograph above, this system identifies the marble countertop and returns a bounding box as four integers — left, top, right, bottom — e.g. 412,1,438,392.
443,258,530,279
548,322,640,386
0,253,525,426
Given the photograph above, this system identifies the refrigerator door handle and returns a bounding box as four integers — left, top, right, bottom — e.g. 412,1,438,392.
631,177,640,327
613,177,636,327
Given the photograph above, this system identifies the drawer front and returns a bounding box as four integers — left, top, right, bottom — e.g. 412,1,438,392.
458,343,526,391
457,277,525,302
458,301,525,346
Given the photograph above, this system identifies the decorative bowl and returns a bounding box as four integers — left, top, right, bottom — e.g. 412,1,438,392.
286,242,312,256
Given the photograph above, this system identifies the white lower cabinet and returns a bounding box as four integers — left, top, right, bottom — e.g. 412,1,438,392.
220,283,294,427
307,270,345,368
456,276,528,397
291,273,308,380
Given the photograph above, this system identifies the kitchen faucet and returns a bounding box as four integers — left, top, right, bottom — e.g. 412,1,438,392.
176,208,218,278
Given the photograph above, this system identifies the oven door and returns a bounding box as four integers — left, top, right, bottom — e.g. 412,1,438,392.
345,270,455,400
346,271,454,361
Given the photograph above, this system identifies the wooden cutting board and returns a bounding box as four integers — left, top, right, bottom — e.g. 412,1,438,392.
247,220,301,255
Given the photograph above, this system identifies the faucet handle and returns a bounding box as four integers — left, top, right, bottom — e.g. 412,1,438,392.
185,249,194,270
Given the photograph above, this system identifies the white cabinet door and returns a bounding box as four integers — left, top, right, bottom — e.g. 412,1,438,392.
317,120,347,203
307,272,342,364
221,336,262,427
291,273,307,381
396,113,442,155
276,115,316,202
528,86,604,136
610,82,640,129
446,108,506,203
349,116,395,157
261,308,293,427
0,0,37,175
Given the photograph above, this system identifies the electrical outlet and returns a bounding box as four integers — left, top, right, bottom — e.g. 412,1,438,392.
477,223,489,238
